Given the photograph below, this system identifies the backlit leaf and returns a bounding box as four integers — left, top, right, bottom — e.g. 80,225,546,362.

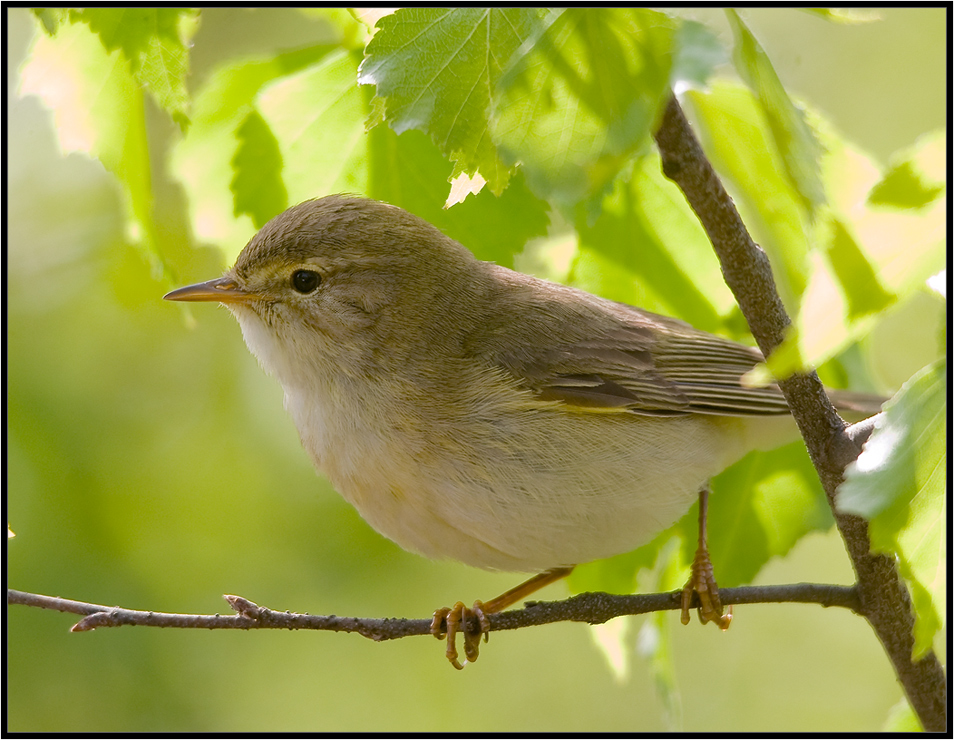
358,7,544,195
31,8,70,35
679,441,831,587
802,8,881,24
20,19,162,277
883,698,922,732
796,126,945,367
839,360,947,657
868,131,946,210
257,50,368,206
670,20,726,92
73,8,199,130
494,8,675,211
169,44,334,258
573,153,731,332
822,217,896,321
686,83,809,314
368,126,550,267
231,111,289,229
726,9,826,215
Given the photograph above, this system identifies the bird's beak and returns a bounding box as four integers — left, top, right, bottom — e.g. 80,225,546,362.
163,277,257,304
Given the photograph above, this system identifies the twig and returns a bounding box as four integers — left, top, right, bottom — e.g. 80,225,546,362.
652,93,946,732
8,584,861,637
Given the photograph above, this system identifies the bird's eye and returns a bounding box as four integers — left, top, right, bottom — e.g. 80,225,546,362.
291,269,321,294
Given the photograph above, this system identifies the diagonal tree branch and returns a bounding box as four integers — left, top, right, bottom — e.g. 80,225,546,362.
8,584,862,638
652,93,946,733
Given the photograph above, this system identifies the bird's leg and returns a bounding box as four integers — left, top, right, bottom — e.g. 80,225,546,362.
681,484,732,630
431,565,575,670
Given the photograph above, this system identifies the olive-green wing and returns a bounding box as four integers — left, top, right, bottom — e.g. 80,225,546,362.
487,290,792,418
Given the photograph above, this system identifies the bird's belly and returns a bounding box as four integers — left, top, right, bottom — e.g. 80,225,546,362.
300,402,775,572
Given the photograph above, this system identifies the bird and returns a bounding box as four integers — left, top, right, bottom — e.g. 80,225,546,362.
165,195,883,668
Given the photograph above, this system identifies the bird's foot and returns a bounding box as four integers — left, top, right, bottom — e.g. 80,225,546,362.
431,601,490,670
680,545,732,630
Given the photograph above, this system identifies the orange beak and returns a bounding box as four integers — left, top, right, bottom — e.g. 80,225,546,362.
163,277,257,304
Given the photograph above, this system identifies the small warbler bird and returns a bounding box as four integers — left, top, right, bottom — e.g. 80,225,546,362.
165,195,882,668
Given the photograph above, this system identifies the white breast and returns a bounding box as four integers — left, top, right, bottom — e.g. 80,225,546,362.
232,304,797,573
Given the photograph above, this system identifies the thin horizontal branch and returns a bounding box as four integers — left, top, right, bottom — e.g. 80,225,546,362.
8,583,861,640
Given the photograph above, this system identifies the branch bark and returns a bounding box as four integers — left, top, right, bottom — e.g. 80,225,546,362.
8,584,862,637
652,93,946,732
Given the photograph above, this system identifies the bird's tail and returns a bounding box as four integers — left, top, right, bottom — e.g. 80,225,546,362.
827,389,887,419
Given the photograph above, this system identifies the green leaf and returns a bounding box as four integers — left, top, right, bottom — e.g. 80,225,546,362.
793,124,945,369
590,617,633,682
725,9,826,216
72,8,199,130
567,541,652,596
358,8,544,195
868,161,944,209
685,82,810,313
20,19,164,278
349,7,396,34
368,124,455,215
299,8,368,50
883,698,922,732
823,130,946,300
861,289,946,396
670,20,727,92
368,125,550,268
438,173,550,266
680,442,832,587
573,153,732,332
168,44,337,260
822,217,896,321
493,8,676,210
802,8,881,24
259,54,549,269
257,50,368,206
838,360,947,658
230,111,289,229
567,524,682,596
868,131,946,210
744,444,834,560
31,8,71,35
755,326,807,386
837,359,945,522
690,84,944,373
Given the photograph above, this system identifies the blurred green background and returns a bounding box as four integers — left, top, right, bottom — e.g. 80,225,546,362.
6,7,946,732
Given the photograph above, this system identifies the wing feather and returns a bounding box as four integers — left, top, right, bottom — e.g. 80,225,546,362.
478,270,790,417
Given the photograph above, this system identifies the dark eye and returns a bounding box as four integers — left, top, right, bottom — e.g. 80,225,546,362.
291,269,321,294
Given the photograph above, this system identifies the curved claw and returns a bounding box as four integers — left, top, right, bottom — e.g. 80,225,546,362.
680,485,731,631
431,600,490,670
428,567,575,670
431,606,450,641
681,545,732,631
